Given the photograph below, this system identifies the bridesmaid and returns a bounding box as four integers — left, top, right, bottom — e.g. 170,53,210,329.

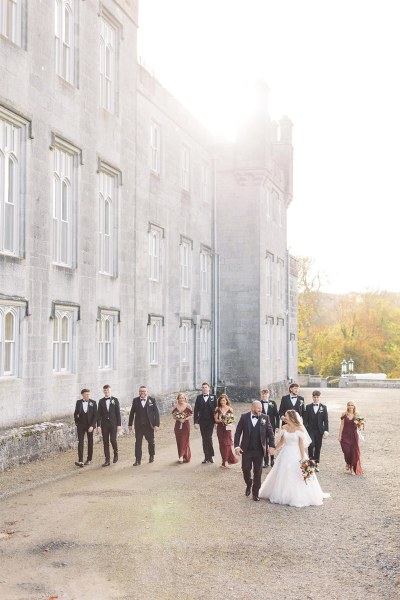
338,401,363,475
172,393,192,463
214,394,238,467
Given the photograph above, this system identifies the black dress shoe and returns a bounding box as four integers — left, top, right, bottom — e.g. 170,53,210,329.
133,460,141,466
202,459,209,464
209,457,215,463
253,496,261,502
113,455,118,464
84,459,92,465
149,456,154,463
263,464,268,468
102,461,110,467
75,461,84,468
270,459,275,467
245,480,253,496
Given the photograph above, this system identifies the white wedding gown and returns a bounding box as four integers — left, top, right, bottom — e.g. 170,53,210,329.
259,429,330,508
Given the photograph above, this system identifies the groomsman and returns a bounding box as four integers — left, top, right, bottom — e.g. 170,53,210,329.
279,383,305,426
304,390,329,464
234,401,275,501
128,386,160,465
97,384,121,467
260,389,279,468
74,389,97,467
194,382,217,463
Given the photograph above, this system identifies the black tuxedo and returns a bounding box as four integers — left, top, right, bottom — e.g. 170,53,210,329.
260,399,279,430
74,399,98,462
97,396,121,462
304,402,329,462
128,396,160,461
234,412,275,498
260,398,279,465
279,394,305,425
194,393,217,461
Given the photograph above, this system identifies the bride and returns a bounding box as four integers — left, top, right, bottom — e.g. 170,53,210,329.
259,409,330,507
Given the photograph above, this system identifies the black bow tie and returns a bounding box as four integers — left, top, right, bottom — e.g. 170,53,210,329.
203,396,209,399
291,396,297,400
252,415,259,419
83,400,88,403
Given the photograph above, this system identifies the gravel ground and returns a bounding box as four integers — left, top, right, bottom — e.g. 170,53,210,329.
0,387,399,600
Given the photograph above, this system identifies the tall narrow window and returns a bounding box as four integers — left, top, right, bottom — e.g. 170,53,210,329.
55,0,75,84
98,310,118,369
265,318,273,360
53,147,73,266
201,162,209,202
100,16,117,113
0,301,24,377
266,254,272,296
52,303,78,373
3,309,15,374
276,321,282,361
0,0,22,46
53,310,71,371
200,323,210,362
149,225,163,282
180,322,189,363
148,316,162,365
277,259,285,300
99,166,117,275
180,238,191,288
265,188,271,219
181,145,190,191
0,114,21,256
150,121,161,174
200,250,209,293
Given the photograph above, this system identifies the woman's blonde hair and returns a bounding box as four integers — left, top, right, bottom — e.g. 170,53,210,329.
285,409,301,426
346,401,357,415
176,392,187,402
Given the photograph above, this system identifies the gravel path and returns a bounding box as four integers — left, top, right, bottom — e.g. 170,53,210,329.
0,388,399,600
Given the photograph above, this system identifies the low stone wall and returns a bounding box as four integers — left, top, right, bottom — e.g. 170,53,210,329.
339,378,400,388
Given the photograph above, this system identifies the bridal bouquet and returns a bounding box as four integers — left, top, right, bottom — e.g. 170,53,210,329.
175,411,187,421
300,459,319,484
354,416,365,429
220,414,235,426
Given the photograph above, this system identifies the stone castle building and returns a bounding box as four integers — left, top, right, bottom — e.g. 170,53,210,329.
0,0,297,428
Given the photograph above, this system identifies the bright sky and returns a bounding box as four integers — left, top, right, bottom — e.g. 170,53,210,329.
137,0,400,294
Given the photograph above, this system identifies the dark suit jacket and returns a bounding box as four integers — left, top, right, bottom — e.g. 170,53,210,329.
279,394,305,421
74,399,97,429
260,399,279,430
97,396,121,428
194,394,217,424
304,403,329,435
128,396,160,429
234,412,275,455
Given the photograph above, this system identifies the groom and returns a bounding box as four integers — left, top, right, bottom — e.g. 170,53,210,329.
234,401,275,501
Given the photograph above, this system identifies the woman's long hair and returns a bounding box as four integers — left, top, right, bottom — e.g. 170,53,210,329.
285,409,301,426
217,393,231,408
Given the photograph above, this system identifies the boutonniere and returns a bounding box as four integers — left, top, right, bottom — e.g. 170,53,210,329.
319,407,324,412
89,401,93,407
299,400,304,407
111,399,115,405
268,402,274,407
260,417,266,426
148,401,153,406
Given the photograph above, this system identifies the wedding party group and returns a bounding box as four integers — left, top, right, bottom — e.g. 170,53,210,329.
73,382,365,508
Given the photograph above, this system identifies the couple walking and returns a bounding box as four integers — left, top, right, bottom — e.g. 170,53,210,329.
234,401,330,507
